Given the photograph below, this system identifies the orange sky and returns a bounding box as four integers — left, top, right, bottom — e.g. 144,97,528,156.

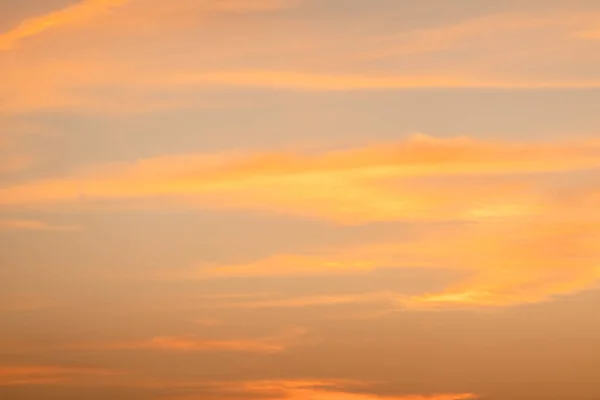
1,1,600,399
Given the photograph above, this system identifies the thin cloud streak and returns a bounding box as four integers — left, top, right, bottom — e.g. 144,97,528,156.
201,292,395,309
0,366,119,386
193,217,600,307
105,336,286,353
0,135,600,224
6,328,309,355
0,0,129,51
159,379,478,400
0,219,80,232
167,71,600,90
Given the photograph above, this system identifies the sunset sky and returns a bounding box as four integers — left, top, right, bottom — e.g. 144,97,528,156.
2,1,600,399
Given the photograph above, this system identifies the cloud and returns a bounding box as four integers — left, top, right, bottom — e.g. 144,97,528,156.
209,292,394,309
0,219,79,232
575,29,600,39
160,70,600,91
213,0,298,13
0,295,60,312
0,154,30,175
3,4,600,114
2,0,600,117
0,134,599,223
159,379,478,400
191,215,600,307
107,336,285,353
53,328,309,354
0,135,598,308
364,11,596,59
0,0,129,51
7,63,600,114
0,135,32,174
0,366,118,386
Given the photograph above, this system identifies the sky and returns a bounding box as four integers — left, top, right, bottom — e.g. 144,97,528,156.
1,0,600,399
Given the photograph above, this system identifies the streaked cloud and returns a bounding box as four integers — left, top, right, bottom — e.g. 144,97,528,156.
6,328,309,354
364,10,600,59
576,28,600,39
159,71,600,91
105,335,287,353
0,0,129,51
0,219,79,232
0,135,599,224
0,156,30,175
160,379,478,400
1,134,598,307
0,366,118,386
213,0,298,13
0,135,31,174
2,2,600,114
207,292,394,309
193,215,600,307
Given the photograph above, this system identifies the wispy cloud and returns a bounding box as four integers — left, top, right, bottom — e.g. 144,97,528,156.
0,365,118,386
3,4,600,114
0,0,129,51
0,135,32,174
1,135,599,308
0,295,60,313
213,0,298,13
192,214,600,307
0,154,30,175
0,134,599,227
163,70,600,90
45,328,309,354
106,336,285,353
363,10,599,59
197,292,395,309
0,219,80,232
160,379,478,400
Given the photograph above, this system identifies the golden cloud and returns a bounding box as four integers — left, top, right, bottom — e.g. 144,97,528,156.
0,134,599,224
193,215,600,307
0,0,129,51
213,0,298,13
160,379,478,400
3,2,600,114
0,219,79,231
162,70,600,90
1,135,598,307
0,366,118,386
107,336,286,353
33,328,309,354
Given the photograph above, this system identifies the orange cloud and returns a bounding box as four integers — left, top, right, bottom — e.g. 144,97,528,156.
74,328,307,354
213,0,298,13
0,155,30,175
0,135,32,174
161,379,478,400
0,134,599,224
198,292,395,309
0,219,79,232
109,336,285,353
0,136,598,308
0,295,60,312
363,10,600,60
576,29,600,39
0,366,117,386
3,3,600,114
159,70,600,91
0,0,129,51
193,215,600,307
